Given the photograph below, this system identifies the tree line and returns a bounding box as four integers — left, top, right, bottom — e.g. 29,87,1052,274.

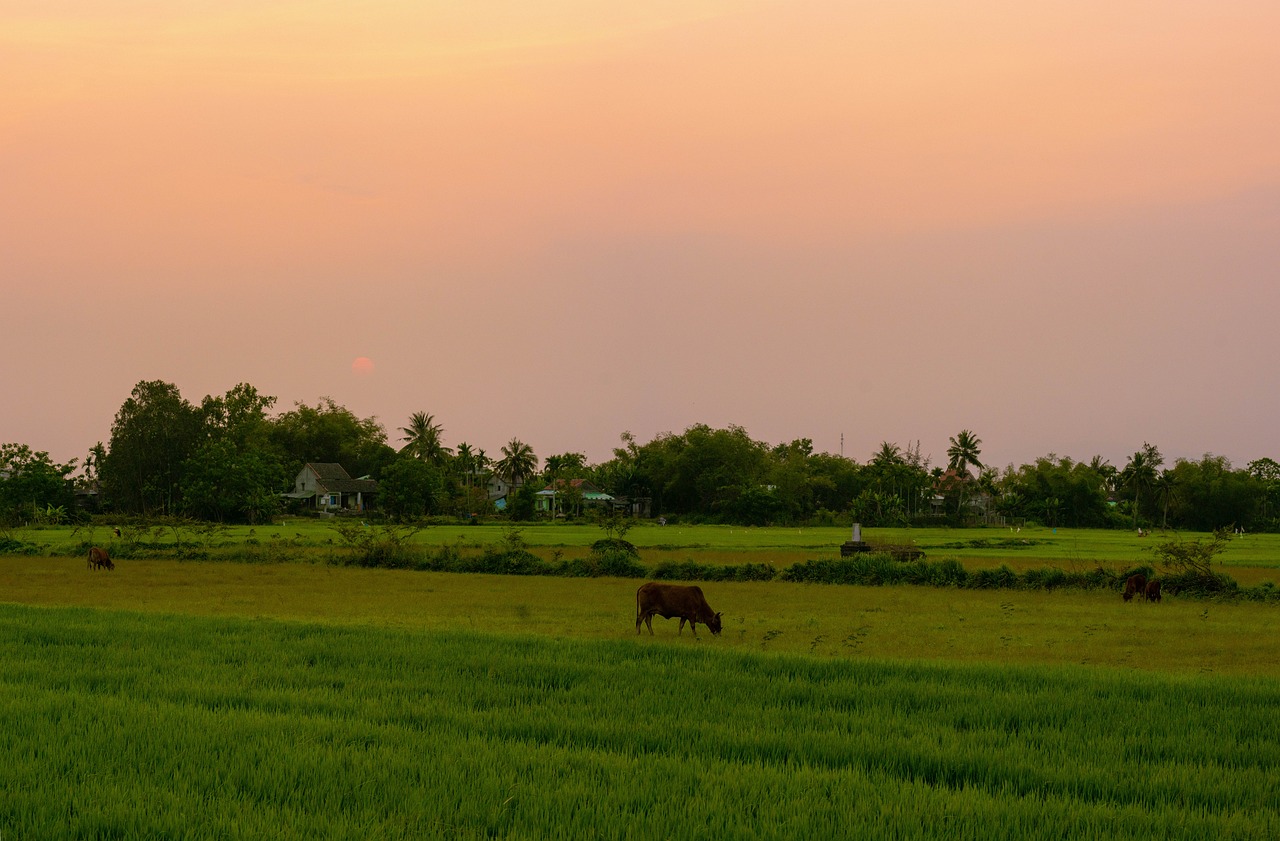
2,379,1279,531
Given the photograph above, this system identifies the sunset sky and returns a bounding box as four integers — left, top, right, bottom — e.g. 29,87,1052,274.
3,1,1278,474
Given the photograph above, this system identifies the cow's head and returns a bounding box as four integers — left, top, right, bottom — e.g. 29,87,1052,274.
708,612,723,635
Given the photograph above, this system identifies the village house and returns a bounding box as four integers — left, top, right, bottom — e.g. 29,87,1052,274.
534,478,614,517
285,463,377,513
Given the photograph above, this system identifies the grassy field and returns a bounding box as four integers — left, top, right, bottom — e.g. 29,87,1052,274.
3,553,1277,674
11,521,1280,583
2,597,1278,839
5,527,1280,838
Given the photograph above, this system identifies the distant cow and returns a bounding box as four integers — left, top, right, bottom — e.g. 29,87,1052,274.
1123,573,1147,602
636,582,722,637
87,547,114,571
1145,580,1162,602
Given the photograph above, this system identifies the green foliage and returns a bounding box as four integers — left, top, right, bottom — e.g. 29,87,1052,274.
100,380,204,515
997,455,1110,528
1153,528,1238,596
330,520,423,568
378,457,443,521
397,411,452,465
505,482,539,520
595,508,635,542
969,565,1021,589
269,396,395,481
6,605,1280,839
649,560,779,582
0,443,77,527
495,438,538,492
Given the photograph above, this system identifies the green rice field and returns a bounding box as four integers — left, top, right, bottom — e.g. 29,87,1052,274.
3,525,1280,838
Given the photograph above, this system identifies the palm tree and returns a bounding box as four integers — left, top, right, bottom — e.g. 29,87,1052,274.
495,438,537,494
399,412,452,465
454,442,475,488
945,430,984,519
1120,443,1162,528
871,441,903,467
1088,455,1118,495
946,429,984,477
1154,469,1179,529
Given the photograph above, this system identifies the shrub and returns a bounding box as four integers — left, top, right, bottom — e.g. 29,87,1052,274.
968,565,1019,590
1152,528,1239,597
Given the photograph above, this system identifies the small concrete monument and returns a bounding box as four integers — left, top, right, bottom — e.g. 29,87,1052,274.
840,522,871,557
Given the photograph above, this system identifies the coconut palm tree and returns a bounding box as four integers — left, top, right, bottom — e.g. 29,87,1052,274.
946,429,984,477
871,441,904,467
495,438,537,493
399,412,452,465
944,430,984,519
1154,468,1179,529
1120,443,1162,528
454,442,476,488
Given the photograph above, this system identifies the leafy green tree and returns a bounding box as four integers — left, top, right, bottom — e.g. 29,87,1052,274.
506,480,539,520
379,457,443,521
100,380,203,515
805,452,863,516
658,424,770,519
0,444,77,527
1165,455,1260,531
1000,454,1109,527
543,452,588,479
182,441,282,524
1247,457,1280,526
178,383,286,523
399,412,452,466
269,397,396,481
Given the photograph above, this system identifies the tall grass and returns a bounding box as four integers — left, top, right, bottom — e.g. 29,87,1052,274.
1,604,1277,839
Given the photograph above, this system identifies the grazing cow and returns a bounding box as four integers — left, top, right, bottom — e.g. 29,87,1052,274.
87,547,114,571
636,582,722,637
1123,573,1148,602
1145,580,1162,602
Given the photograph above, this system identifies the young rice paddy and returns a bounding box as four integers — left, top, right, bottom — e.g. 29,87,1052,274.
2,523,1278,838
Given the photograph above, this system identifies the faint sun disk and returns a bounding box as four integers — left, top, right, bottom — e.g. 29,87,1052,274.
351,357,375,375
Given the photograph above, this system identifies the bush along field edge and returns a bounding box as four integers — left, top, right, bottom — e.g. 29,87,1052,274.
24,523,1275,603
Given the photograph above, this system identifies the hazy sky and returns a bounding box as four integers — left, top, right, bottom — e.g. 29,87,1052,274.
3,1,1278,474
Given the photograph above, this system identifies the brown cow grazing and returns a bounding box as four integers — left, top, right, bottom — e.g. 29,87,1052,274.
1145,579,1162,602
1123,573,1147,602
636,582,722,637
87,547,114,571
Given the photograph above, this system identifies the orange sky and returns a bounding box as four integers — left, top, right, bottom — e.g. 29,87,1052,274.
3,1,1278,470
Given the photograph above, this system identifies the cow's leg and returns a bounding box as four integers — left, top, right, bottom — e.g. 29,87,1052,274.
678,618,685,635
643,614,655,635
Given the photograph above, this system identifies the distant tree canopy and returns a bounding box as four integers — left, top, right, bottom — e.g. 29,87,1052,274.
34,378,1280,529
0,443,77,527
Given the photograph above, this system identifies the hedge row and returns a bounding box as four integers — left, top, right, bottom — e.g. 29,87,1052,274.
327,543,1280,601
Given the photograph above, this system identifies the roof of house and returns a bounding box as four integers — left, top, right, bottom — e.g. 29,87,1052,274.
536,478,612,500
296,463,377,494
305,463,352,481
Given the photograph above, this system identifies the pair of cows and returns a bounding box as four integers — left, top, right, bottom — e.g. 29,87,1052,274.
1123,573,1161,602
637,574,1169,639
